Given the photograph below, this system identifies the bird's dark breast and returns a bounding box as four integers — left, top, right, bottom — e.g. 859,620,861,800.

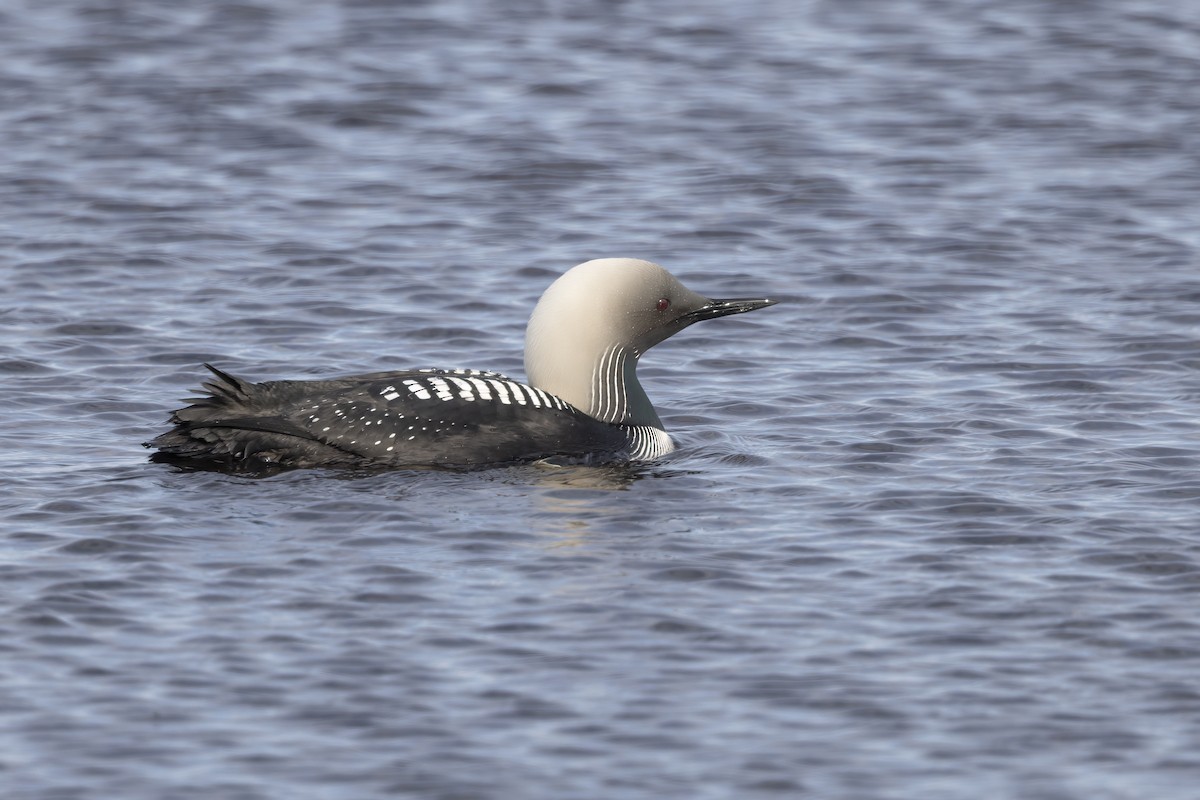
147,367,629,471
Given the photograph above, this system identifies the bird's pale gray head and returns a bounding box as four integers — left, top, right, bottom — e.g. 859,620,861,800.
524,257,775,425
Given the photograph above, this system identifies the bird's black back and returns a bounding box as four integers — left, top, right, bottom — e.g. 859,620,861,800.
147,364,632,472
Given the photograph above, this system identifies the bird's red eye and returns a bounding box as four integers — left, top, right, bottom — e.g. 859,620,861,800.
656,298,670,312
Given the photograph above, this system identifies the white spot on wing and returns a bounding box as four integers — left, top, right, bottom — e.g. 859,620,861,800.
427,377,454,401
447,377,475,400
403,379,431,400
488,379,511,405
519,383,542,407
467,377,493,400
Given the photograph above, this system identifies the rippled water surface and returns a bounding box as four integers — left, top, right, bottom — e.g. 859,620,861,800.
4,1,1200,798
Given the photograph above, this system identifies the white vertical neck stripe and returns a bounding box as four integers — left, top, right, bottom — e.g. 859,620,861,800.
591,344,630,424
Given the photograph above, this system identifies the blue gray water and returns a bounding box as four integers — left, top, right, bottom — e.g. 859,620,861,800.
4,1,1200,798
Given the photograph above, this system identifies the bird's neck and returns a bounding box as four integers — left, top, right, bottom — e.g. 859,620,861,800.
527,343,662,429
586,345,662,429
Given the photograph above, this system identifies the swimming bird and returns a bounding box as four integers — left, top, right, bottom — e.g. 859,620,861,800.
147,257,776,471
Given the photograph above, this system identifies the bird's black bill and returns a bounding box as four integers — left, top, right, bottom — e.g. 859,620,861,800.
682,296,777,323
